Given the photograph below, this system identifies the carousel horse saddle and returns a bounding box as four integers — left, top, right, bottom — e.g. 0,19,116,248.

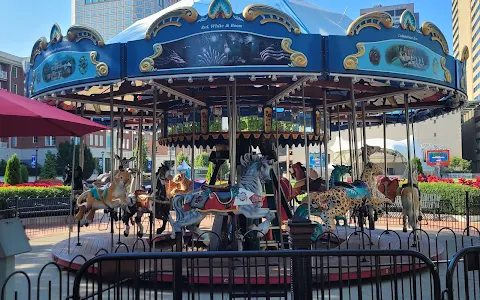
213,191,233,204
401,183,419,189
201,184,231,192
90,185,109,201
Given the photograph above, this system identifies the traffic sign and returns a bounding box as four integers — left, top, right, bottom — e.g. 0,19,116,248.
147,160,152,172
31,155,36,168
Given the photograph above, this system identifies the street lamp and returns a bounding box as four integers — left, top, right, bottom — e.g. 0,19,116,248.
35,146,38,181
101,151,105,173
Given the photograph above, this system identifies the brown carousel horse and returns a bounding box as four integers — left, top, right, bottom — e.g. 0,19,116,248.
168,173,192,197
75,168,131,225
289,162,327,200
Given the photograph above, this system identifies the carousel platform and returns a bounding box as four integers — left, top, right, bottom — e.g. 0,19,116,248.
51,227,443,284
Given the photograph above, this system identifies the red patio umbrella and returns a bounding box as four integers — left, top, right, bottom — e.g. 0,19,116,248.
0,89,108,137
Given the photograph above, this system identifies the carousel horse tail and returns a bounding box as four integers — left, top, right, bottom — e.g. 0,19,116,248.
76,190,90,207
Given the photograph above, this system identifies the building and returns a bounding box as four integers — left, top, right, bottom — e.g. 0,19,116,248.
360,3,420,25
284,111,463,177
452,0,480,171
71,0,175,41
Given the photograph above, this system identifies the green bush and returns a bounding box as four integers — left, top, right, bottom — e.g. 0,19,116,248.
418,182,480,215
40,151,57,179
20,165,28,183
0,186,71,201
5,154,21,185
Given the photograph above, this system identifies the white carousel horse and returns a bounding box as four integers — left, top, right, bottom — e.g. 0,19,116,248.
75,168,131,226
398,163,422,244
169,154,276,245
94,155,135,187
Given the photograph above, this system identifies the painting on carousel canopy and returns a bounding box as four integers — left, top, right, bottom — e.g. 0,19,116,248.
123,0,325,78
328,9,458,89
26,24,121,97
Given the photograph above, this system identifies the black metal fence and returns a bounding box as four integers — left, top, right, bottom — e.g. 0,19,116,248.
3,227,480,300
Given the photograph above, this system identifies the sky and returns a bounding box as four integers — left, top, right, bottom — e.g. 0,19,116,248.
0,0,453,58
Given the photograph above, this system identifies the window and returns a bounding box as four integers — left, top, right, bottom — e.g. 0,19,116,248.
433,120,436,124
94,135,99,146
100,135,104,147
11,137,17,147
12,84,17,94
12,67,17,78
145,135,149,141
90,134,94,145
126,140,130,150
33,136,38,143
45,136,56,146
433,133,437,137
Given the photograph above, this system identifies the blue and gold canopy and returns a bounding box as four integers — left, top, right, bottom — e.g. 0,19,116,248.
24,0,468,147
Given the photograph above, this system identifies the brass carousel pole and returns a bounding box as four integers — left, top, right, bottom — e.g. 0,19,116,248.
68,102,79,255
109,85,115,253
347,115,354,179
118,108,125,244
232,79,237,184
404,94,413,187
137,111,143,189
191,105,196,189
323,90,329,190
362,101,367,168
275,100,284,250
79,104,85,170
302,85,311,219
337,105,343,168
350,79,360,179
151,88,158,249
383,112,389,232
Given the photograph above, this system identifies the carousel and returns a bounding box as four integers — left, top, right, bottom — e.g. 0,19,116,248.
25,0,467,284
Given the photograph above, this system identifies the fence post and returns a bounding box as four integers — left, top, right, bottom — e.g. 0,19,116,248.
173,233,183,300
466,191,470,236
288,218,316,300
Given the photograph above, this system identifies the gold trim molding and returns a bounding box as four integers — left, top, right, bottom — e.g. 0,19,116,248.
67,25,105,47
347,12,393,36
281,38,307,67
440,57,451,83
90,51,109,77
421,22,449,55
343,43,365,70
139,44,163,73
243,5,301,35
145,7,198,40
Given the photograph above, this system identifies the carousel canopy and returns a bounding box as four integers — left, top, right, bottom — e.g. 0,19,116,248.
24,0,469,148
109,0,352,44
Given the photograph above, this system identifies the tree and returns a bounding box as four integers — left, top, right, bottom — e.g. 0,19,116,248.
133,135,148,170
411,157,424,175
206,162,214,182
448,156,472,173
194,152,210,168
4,154,21,185
56,141,95,179
0,159,6,176
176,152,190,166
20,165,29,183
40,151,57,179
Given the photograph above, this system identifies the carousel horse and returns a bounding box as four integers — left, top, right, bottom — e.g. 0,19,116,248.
94,155,135,187
169,173,192,197
75,168,131,225
328,165,352,188
153,163,174,235
121,190,152,238
397,164,422,243
169,154,275,245
289,162,327,199
309,162,392,232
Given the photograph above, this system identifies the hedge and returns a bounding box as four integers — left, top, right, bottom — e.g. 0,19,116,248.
0,186,71,201
418,182,480,215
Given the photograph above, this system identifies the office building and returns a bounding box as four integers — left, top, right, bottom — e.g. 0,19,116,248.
71,0,172,41
0,51,24,95
451,0,480,171
360,3,420,25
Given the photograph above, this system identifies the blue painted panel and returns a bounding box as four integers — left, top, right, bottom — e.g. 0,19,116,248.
126,14,321,77
28,41,122,97
327,27,457,88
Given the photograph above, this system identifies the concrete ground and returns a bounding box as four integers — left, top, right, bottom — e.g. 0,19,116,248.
4,225,480,299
